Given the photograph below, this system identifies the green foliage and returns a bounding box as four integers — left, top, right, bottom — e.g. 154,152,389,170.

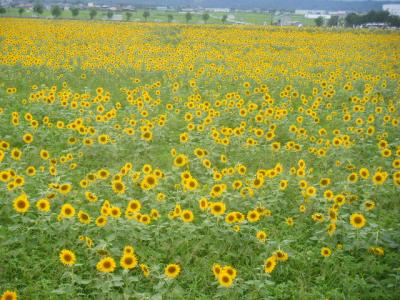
51,6,62,18
327,15,339,27
89,9,97,20
70,7,79,18
143,11,150,21
33,2,44,15
185,12,192,23
315,17,324,27
202,13,210,24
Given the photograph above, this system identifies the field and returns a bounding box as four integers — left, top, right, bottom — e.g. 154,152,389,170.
0,18,399,299
1,8,316,25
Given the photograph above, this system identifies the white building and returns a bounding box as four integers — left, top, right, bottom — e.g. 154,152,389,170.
305,14,331,19
383,4,400,16
205,8,230,13
295,9,326,15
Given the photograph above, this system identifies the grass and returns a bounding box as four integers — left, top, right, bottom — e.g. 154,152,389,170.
2,8,317,25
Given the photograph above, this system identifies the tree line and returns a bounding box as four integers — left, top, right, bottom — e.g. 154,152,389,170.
0,4,228,23
345,10,400,27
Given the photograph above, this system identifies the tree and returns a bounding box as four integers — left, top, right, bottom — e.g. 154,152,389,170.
315,16,324,27
70,7,79,18
89,9,97,20
345,13,360,27
185,12,192,23
143,11,150,22
327,15,339,27
0,7,6,14
107,10,113,20
202,13,210,24
18,7,25,16
33,2,44,15
126,11,132,21
222,14,228,23
51,5,62,18
167,14,173,23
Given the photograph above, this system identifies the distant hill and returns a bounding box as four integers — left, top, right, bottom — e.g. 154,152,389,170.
83,0,400,12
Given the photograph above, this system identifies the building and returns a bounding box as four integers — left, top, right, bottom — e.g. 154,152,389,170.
295,10,326,15
305,14,331,19
383,4,400,16
205,8,230,13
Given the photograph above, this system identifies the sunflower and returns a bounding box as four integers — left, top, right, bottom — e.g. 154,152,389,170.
23,133,33,144
141,174,157,190
359,168,369,179
372,171,388,185
36,199,50,212
140,263,150,277
97,257,116,273
320,247,332,257
123,245,135,255
184,178,199,191
59,249,76,266
222,266,237,279
110,207,121,219
306,186,317,197
10,148,22,161
247,210,260,223
180,210,194,222
273,250,288,262
61,203,75,218
120,254,138,270
13,193,30,213
212,263,222,278
327,223,336,236
127,199,141,212
95,216,108,227
350,213,366,229
264,256,277,273
78,211,91,224
210,202,226,216
112,180,126,194
1,290,17,300
164,263,181,279
364,200,375,211
173,154,188,167
198,198,208,211
218,271,233,287
57,182,70,194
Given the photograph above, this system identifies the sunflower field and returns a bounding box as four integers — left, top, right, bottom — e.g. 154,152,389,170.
0,18,399,300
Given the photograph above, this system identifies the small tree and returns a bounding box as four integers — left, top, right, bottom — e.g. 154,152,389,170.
0,7,6,14
327,15,339,27
18,7,25,16
222,14,228,23
185,12,192,23
126,11,132,21
143,10,150,21
89,9,97,20
315,16,324,27
107,10,113,20
202,13,210,23
51,5,62,18
33,2,44,15
70,7,79,18
167,14,173,22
